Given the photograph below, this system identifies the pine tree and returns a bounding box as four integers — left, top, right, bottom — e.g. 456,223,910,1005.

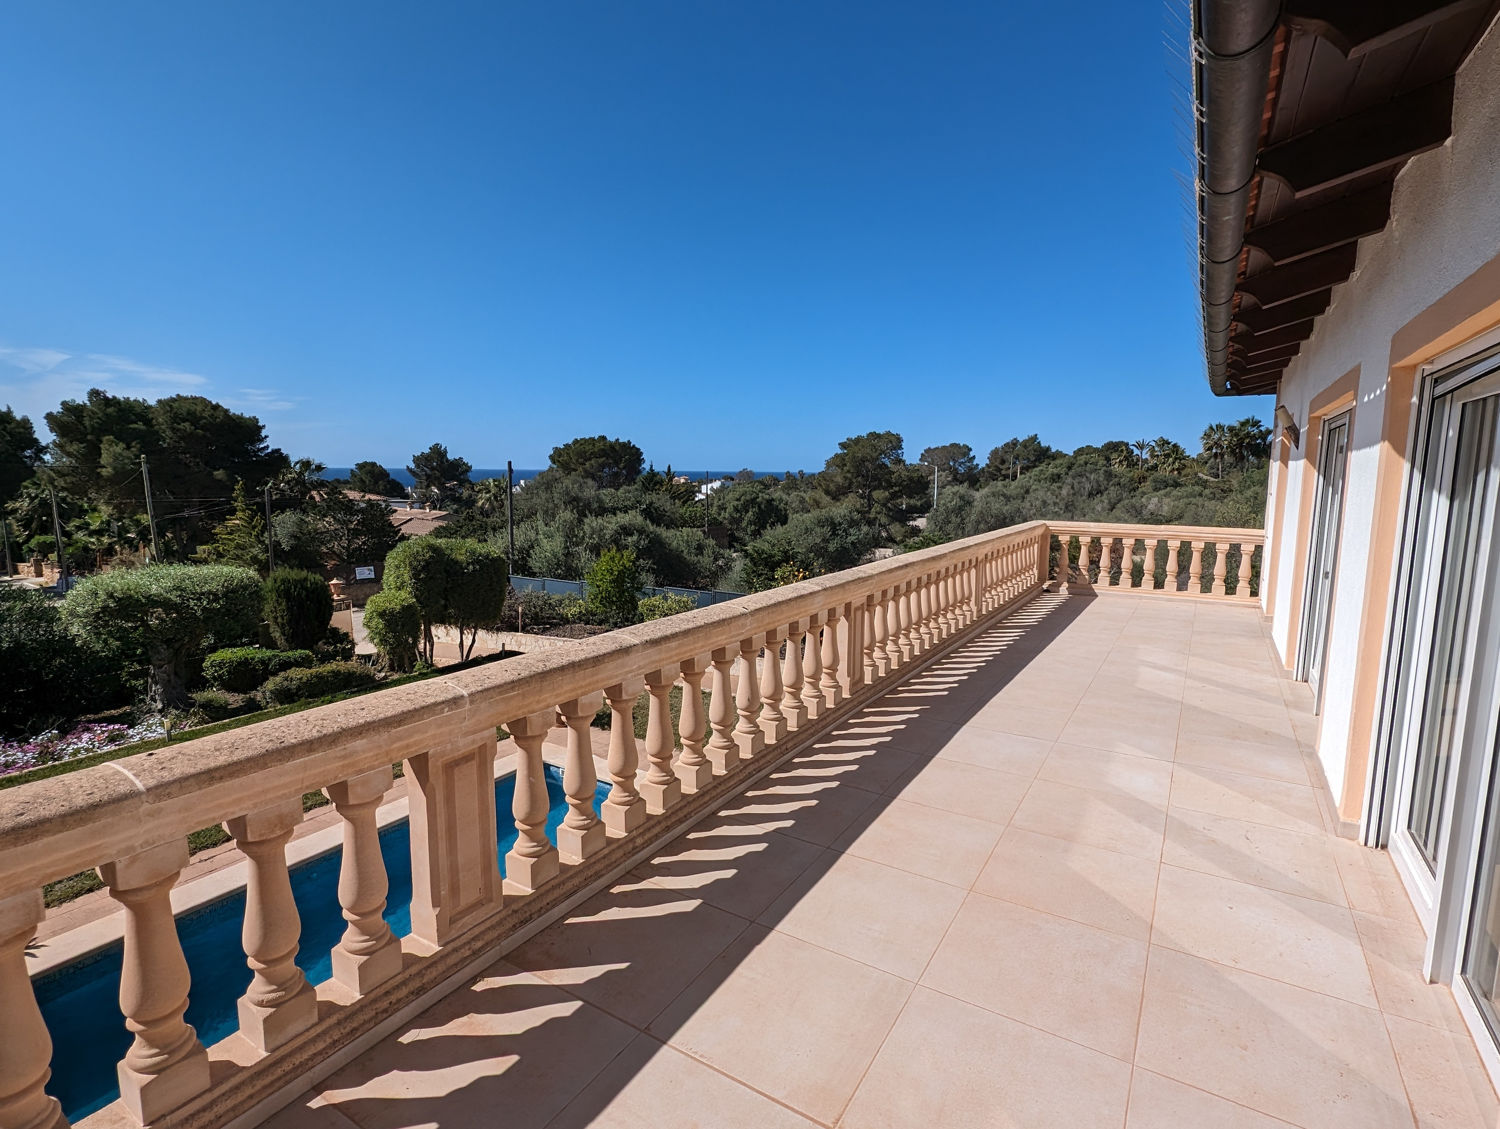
199,480,268,573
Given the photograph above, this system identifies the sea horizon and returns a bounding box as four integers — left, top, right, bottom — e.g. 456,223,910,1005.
320,467,800,488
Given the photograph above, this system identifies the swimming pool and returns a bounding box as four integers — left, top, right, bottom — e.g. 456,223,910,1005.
31,765,599,1123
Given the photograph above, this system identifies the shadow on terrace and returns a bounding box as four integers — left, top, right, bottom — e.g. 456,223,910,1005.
262,592,1495,1129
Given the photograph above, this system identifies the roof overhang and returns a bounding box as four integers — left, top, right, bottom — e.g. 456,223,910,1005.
1192,0,1500,396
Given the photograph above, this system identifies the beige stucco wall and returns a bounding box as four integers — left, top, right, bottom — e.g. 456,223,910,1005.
1261,17,1500,820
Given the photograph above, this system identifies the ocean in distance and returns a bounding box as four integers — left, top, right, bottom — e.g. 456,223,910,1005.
321,468,796,487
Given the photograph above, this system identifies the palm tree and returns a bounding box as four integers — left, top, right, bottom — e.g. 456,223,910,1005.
1149,438,1190,476
1227,417,1272,468
472,477,510,519
1200,423,1230,479
1131,439,1151,470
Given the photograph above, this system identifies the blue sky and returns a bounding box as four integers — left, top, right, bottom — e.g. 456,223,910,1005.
0,1,1265,470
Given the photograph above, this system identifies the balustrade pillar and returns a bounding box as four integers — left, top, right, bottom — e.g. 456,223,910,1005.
1054,535,1070,593
734,637,766,759
1210,542,1229,596
705,647,740,774
897,587,915,662
640,666,682,814
503,711,558,894
324,767,402,995
677,656,714,790
603,678,647,836
1189,541,1206,595
557,693,606,862
1077,537,1094,588
886,590,905,669
801,614,826,720
406,731,501,942
781,622,808,731
1150,538,1166,590
871,593,890,678
99,841,210,1124
0,892,66,1129
759,627,788,743
820,607,844,708
225,799,317,1052
1171,540,1188,593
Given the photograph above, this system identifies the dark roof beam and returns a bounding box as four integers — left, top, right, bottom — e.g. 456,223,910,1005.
1239,243,1359,308
1244,182,1394,263
1284,0,1492,58
1232,318,1318,352
1230,341,1304,365
1258,78,1454,197
1233,290,1332,334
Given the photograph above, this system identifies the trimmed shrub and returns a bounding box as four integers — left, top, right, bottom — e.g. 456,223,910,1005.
315,625,356,662
584,547,641,628
61,564,263,710
260,662,380,706
202,647,316,692
1,586,127,737
189,689,259,723
364,590,420,672
263,569,334,652
637,592,697,621
383,538,453,663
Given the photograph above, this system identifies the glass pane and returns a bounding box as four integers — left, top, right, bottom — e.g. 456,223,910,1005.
1408,397,1498,869
1464,740,1500,1037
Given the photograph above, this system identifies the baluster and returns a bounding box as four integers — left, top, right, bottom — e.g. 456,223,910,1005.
798,614,824,719
1149,537,1165,590
862,596,880,680
602,678,647,834
871,593,890,678
677,656,714,789
940,570,955,635
640,667,682,814
1210,541,1229,596
1054,535,1070,593
759,628,788,743
557,694,606,862
226,800,316,1051
1171,540,1188,593
734,637,765,759
1189,540,1206,595
0,892,65,1129
1079,537,1095,588
705,647,740,774
325,767,402,995
503,711,559,893
782,622,808,730
885,590,903,670
820,607,844,708
915,578,932,650
967,559,980,622
897,586,915,662
99,842,210,1123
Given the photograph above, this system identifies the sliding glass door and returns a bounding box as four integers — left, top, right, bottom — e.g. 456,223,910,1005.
1297,412,1350,712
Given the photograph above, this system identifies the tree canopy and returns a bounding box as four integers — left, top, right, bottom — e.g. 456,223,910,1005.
348,460,406,497
549,435,644,488
407,443,472,504
0,406,43,508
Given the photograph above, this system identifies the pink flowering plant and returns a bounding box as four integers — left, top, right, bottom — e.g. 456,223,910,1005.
0,719,167,778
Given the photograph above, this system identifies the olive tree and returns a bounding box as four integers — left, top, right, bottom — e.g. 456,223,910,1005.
62,564,263,710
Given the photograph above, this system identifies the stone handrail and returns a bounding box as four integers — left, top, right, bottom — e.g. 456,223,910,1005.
0,520,1053,1129
1046,521,1265,600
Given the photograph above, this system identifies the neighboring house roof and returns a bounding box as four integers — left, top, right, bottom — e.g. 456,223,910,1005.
389,508,452,537
1191,0,1499,396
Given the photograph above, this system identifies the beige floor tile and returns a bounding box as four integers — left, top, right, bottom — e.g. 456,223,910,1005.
920,891,1148,1059
259,1093,365,1129
975,826,1160,941
1170,764,1325,835
759,851,966,979
1163,807,1346,906
832,797,1003,886
966,702,1075,741
1173,733,1310,786
316,962,637,1129
1038,742,1174,804
1059,713,1179,761
1151,864,1376,1007
884,756,1031,825
1333,839,1422,921
1178,702,1296,744
840,986,1132,1129
1352,910,1470,1034
545,1035,821,1129
718,774,879,847
1136,947,1413,1129
932,724,1051,777
1125,1070,1298,1128
1011,777,1168,861
786,743,923,795
648,927,910,1125
1384,1012,1500,1129
507,883,747,1028
631,824,826,921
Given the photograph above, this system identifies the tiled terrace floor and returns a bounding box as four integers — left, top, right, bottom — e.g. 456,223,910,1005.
267,594,1500,1129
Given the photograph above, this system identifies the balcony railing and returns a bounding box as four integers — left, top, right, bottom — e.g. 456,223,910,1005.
0,518,1263,1129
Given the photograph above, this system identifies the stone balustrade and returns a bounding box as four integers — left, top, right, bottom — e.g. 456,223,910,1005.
0,520,1055,1129
1046,521,1265,601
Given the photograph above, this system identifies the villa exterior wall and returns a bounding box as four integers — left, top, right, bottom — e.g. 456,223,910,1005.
1260,17,1500,824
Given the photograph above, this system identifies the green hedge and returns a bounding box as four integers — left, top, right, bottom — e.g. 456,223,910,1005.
263,569,334,652
261,661,380,706
201,647,317,692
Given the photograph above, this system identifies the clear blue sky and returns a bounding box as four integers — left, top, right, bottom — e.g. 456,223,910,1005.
0,1,1267,470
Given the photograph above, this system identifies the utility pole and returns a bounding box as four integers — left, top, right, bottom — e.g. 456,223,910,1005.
141,455,160,562
265,483,275,571
49,485,68,592
931,462,939,509
506,460,515,566
1,514,12,579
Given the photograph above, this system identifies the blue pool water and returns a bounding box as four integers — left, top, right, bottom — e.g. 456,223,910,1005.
32,765,601,1123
